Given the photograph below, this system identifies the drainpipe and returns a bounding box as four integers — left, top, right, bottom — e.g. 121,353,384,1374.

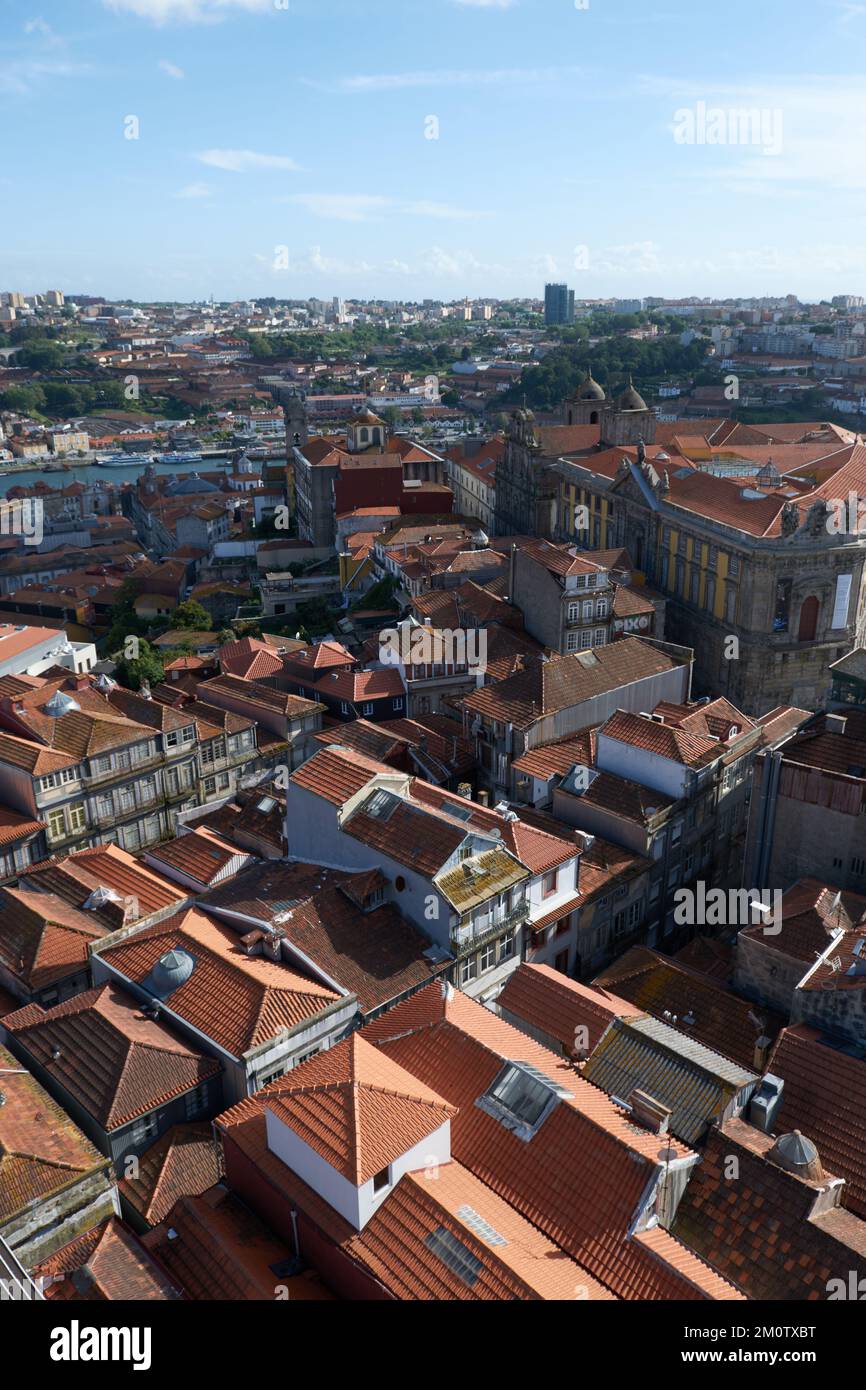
290,1208,300,1258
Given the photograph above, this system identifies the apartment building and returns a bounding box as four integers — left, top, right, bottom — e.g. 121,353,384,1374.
283,745,586,1002
506,539,659,655
0,674,202,858
460,635,693,799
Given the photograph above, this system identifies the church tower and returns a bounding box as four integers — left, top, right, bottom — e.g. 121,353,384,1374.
565,368,607,427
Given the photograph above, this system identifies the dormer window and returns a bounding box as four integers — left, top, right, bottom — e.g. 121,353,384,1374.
477,1061,573,1141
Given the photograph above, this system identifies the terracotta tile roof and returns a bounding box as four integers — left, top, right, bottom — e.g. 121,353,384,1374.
672,935,735,984
775,709,866,778
563,768,677,826
201,861,446,1013
143,1185,335,1301
198,672,322,719
265,1033,456,1184
0,1043,107,1225
145,828,248,888
512,728,598,781
462,637,683,730
218,635,286,681
593,947,784,1073
3,681,156,758
33,1217,182,1301
498,963,643,1056
405,780,576,875
738,878,866,964
119,1123,224,1228
0,886,108,991
3,983,220,1131
380,717,476,780
313,718,408,764
767,1025,866,1220
100,909,341,1056
345,1161,613,1300
0,728,79,776
600,709,720,768
285,639,355,672
357,983,740,1300
514,537,607,580
21,843,187,926
0,806,43,846
672,1118,866,1299
288,744,391,806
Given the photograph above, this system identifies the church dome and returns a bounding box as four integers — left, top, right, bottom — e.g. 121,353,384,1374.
616,376,648,412
575,369,606,402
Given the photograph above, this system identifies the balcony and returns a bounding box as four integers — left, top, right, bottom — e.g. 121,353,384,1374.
452,901,529,954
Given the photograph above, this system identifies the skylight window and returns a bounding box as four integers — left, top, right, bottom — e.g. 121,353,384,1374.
456,1205,508,1248
476,1061,572,1141
366,790,397,821
425,1227,483,1288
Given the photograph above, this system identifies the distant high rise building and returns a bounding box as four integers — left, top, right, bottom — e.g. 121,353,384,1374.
544,283,574,326
44,290,65,307
832,295,864,310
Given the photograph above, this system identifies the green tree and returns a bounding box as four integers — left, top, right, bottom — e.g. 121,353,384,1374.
113,640,165,692
0,384,47,415
172,599,213,631
16,342,66,371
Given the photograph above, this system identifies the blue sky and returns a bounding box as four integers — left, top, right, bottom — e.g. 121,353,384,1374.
2,0,866,302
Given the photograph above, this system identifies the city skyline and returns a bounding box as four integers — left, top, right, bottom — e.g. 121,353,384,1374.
3,0,866,301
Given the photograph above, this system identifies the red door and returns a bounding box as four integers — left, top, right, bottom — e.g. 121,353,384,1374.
798,595,819,642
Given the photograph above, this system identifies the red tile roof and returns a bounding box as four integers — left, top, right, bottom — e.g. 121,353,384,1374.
142,1184,335,1301
357,982,741,1300
767,1025,866,1220
498,963,643,1056
33,1217,182,1301
288,744,392,806
265,1033,456,1184
593,947,784,1072
99,909,341,1056
0,1043,107,1224
119,1123,224,1228
4,984,220,1131
201,861,446,1013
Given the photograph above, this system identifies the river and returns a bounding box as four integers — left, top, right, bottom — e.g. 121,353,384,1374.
0,454,286,497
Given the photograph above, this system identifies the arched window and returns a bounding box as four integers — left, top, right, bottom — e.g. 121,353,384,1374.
798,595,819,642
590,410,599,425
360,427,369,443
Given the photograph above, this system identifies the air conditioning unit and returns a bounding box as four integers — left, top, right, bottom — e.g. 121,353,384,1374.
749,1073,784,1134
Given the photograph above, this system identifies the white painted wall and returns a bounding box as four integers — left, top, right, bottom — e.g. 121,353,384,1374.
264,1108,451,1230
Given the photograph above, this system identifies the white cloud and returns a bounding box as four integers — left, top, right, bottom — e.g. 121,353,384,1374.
452,0,518,7
23,17,62,44
285,194,488,223
287,194,390,222
405,200,488,220
175,181,212,198
159,58,185,78
196,148,302,172
0,60,87,95
310,65,580,94
102,0,273,23
641,74,866,191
